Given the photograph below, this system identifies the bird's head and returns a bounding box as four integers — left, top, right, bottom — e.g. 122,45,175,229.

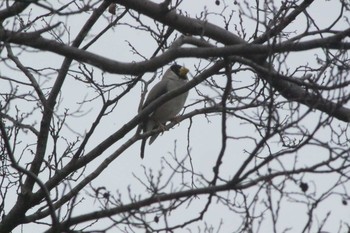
170,64,189,79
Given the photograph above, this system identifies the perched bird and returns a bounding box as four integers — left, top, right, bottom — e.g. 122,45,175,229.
140,64,189,158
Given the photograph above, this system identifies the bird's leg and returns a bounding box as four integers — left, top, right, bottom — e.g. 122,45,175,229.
170,115,182,124
154,120,166,133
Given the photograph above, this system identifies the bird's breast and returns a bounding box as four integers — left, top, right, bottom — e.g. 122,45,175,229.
152,91,188,123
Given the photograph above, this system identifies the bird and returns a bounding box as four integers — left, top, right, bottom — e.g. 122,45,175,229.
140,64,189,158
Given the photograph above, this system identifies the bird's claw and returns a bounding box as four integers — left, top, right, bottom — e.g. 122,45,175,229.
171,115,182,124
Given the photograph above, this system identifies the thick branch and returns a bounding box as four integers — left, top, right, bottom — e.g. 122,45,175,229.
44,160,337,231
0,1,34,21
0,28,348,75
230,56,350,122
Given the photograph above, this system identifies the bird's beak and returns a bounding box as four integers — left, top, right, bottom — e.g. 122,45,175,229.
179,67,189,76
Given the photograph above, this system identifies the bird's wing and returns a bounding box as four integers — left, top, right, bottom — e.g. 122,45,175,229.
141,79,168,134
142,79,169,108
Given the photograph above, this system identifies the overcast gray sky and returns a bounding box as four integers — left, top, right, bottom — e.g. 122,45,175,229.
1,0,349,232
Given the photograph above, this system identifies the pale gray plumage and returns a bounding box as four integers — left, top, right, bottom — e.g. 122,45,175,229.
140,64,189,158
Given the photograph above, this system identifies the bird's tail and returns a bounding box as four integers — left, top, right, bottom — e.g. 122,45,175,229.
140,138,147,159
148,133,160,145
